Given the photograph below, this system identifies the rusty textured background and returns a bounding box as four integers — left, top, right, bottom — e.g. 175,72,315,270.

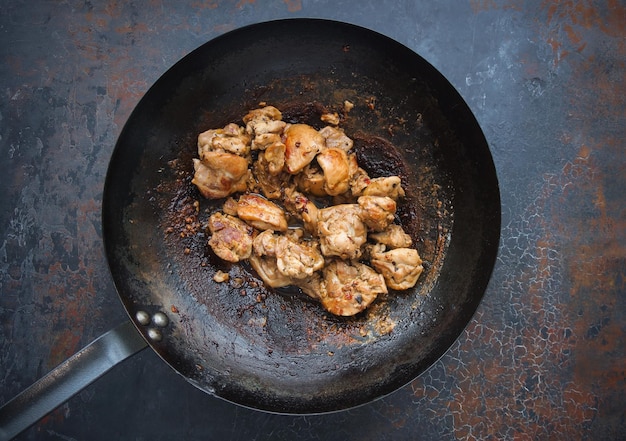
1,1,624,440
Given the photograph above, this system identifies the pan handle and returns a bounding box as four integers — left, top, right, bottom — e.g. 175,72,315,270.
0,320,148,441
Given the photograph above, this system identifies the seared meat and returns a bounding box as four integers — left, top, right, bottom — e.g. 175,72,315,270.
243,106,287,136
362,176,406,200
295,273,324,300
320,112,340,125
237,194,288,232
369,224,413,249
317,204,367,259
207,212,255,263
370,247,423,290
198,123,251,157
319,260,387,316
283,124,325,174
316,147,351,196
190,105,424,316
251,152,289,200
253,230,324,280
357,195,397,232
251,133,282,151
249,254,293,288
192,153,249,199
319,126,353,152
282,189,319,235
275,234,324,280
264,142,286,176
295,164,327,197
347,154,371,197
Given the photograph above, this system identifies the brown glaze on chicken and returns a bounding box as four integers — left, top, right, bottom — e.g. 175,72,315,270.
369,224,413,249
283,124,325,174
207,212,255,263
191,153,249,199
319,260,387,316
191,105,424,316
236,194,288,232
317,204,367,260
370,248,424,290
316,148,351,196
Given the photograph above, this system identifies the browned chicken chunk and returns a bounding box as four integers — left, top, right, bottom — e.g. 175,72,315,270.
319,260,387,316
251,133,282,151
282,189,319,235
236,194,288,232
192,153,249,199
275,233,324,280
370,247,423,290
369,224,413,249
358,195,397,232
253,230,324,280
283,124,325,174
362,176,406,200
243,106,286,136
198,123,251,157
295,164,327,197
319,126,353,151
316,147,351,196
251,153,289,200
264,142,286,176
317,204,367,259
249,254,293,288
207,212,255,262
295,273,324,300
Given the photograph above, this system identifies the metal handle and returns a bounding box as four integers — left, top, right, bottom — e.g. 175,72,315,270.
0,320,148,441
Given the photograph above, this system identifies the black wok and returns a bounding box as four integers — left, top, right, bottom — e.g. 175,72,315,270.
0,18,500,437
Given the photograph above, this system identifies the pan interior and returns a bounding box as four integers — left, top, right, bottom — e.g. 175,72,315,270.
103,19,500,414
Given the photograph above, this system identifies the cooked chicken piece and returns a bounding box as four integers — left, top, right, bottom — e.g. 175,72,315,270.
249,254,293,288
347,154,371,197
207,212,255,263
275,234,324,280
253,229,324,280
243,105,282,122
319,126,353,152
252,229,277,258
320,112,340,125
369,224,413,249
282,189,319,235
222,197,239,216
320,260,387,316
264,142,286,176
317,204,367,259
294,273,323,300
243,106,286,136
362,176,406,200
250,153,289,200
237,194,288,232
251,133,282,151
283,124,325,174
295,164,327,197
370,248,423,290
192,153,249,199
362,242,387,261
358,195,397,232
316,148,351,196
197,123,251,158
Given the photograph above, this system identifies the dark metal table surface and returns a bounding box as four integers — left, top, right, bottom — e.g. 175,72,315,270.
1,1,624,440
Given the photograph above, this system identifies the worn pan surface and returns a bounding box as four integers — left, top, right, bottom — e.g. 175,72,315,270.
103,19,500,414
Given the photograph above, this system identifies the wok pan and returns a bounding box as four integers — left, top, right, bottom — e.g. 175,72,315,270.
0,19,500,438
